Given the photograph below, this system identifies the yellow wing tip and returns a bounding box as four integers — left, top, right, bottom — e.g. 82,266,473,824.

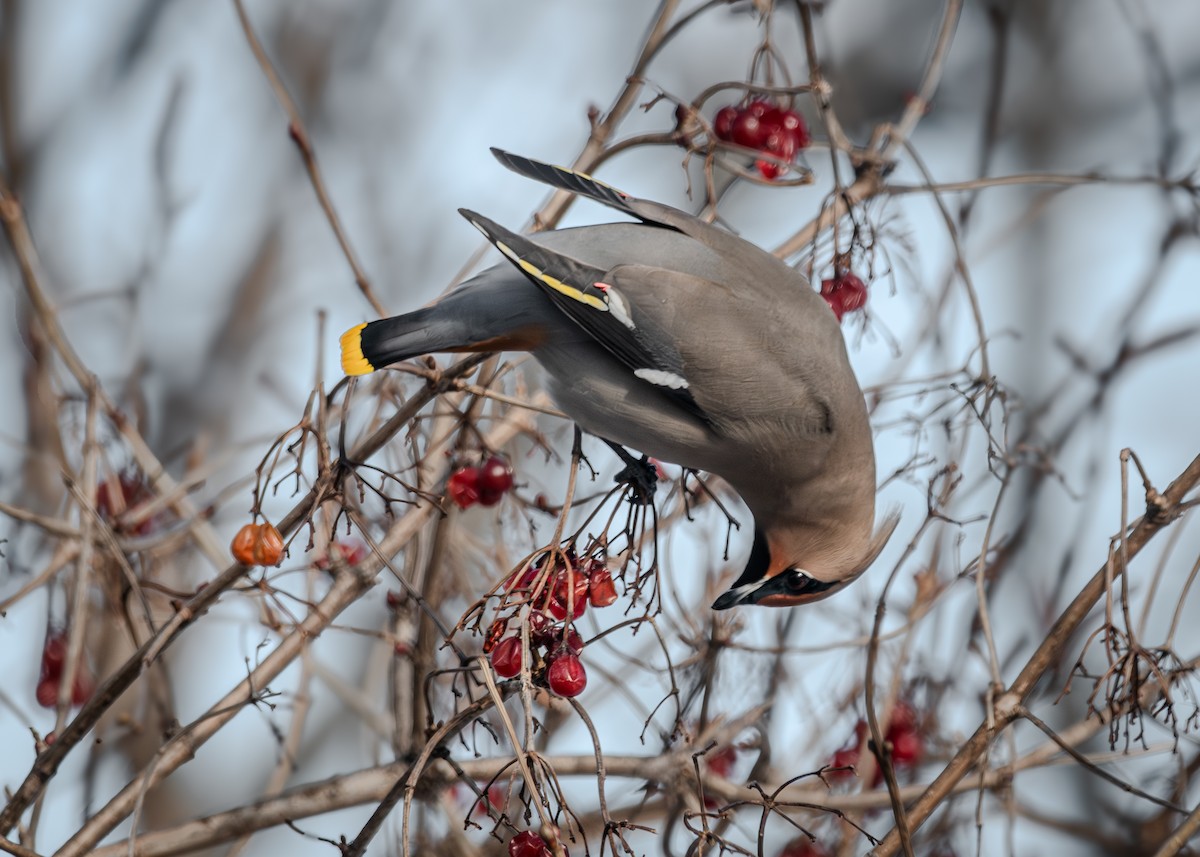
340,323,375,376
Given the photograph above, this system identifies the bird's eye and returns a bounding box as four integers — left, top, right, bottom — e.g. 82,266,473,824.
785,571,814,592
783,570,836,596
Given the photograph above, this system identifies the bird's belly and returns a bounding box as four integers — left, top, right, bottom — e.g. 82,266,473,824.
534,347,722,472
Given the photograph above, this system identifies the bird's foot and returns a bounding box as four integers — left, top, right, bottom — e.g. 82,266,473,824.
614,455,659,505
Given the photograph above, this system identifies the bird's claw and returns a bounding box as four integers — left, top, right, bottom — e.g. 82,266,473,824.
615,456,659,505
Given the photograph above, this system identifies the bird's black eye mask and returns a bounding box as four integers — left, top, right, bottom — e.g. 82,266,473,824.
726,525,772,592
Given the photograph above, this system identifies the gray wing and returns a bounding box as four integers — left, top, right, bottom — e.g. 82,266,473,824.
458,208,711,420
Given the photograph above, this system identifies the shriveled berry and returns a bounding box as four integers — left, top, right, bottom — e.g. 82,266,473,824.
483,617,508,654
587,566,619,608
491,636,523,678
231,522,285,566
713,105,738,140
447,467,482,509
546,651,587,697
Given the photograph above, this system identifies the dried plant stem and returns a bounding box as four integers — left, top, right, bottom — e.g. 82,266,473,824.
870,453,1200,856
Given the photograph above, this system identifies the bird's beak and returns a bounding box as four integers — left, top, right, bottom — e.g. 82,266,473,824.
711,523,774,610
711,579,768,610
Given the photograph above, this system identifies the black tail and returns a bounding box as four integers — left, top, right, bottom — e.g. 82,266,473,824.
341,308,454,375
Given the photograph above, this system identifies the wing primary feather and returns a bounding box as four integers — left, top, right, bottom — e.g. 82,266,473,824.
489,148,638,218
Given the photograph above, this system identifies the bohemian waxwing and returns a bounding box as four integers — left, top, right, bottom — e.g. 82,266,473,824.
341,149,897,608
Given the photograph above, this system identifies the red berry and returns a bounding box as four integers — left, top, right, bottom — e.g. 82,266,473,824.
528,611,557,649
780,108,809,149
96,474,155,534
35,677,58,708
334,539,367,565
707,745,738,778
71,671,94,707
561,626,584,654
889,727,923,766
506,564,541,594
41,633,67,676
730,110,768,149
447,467,482,509
316,539,368,570
886,701,923,766
755,159,784,180
778,837,832,857
888,700,918,734
819,273,868,321
756,128,797,181
474,783,507,816
587,566,618,608
478,456,513,506
758,104,784,132
509,830,554,857
547,569,588,621
546,651,587,697
713,105,738,141
827,746,860,781
491,636,523,678
386,589,403,611
745,99,772,119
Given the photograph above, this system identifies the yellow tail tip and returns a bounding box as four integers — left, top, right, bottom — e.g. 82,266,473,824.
340,323,375,376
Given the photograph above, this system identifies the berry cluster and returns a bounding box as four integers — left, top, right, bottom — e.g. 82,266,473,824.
827,699,924,786
819,271,868,321
35,630,93,709
230,521,284,567
712,99,810,180
487,553,619,698
509,830,567,857
447,456,514,509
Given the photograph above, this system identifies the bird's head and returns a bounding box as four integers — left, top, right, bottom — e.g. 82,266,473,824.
711,511,900,609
